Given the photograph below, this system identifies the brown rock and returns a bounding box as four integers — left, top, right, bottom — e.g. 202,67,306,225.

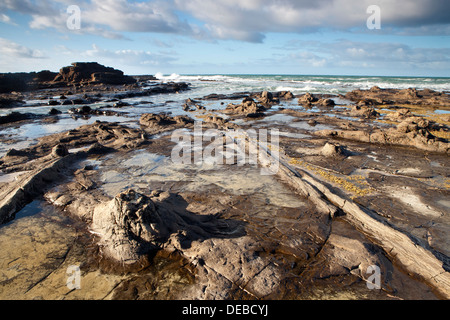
91,189,245,265
278,91,295,100
140,113,193,127
53,62,136,86
51,144,69,158
298,93,318,104
317,98,335,107
258,91,277,105
321,142,347,157
350,105,379,119
224,97,266,117
0,71,57,93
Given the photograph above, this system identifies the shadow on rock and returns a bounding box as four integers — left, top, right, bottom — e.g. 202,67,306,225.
92,189,247,266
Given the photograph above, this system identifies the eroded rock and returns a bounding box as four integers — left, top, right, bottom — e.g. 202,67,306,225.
298,93,318,105
0,112,36,125
316,125,449,154
345,87,450,106
91,189,245,265
224,97,267,118
258,91,278,106
317,98,335,108
350,105,380,119
321,143,348,157
53,62,136,86
277,91,295,100
140,113,194,129
51,144,69,158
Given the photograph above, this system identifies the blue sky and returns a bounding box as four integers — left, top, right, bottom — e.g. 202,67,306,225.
0,0,449,77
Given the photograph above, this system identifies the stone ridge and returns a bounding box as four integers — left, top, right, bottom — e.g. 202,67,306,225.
0,62,137,93
53,62,136,85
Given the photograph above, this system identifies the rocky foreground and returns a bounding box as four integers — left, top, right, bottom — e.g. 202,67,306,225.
0,64,449,300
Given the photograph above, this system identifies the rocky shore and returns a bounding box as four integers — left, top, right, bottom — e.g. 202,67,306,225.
0,64,449,300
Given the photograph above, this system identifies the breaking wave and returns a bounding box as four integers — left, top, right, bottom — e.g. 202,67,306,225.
152,73,450,95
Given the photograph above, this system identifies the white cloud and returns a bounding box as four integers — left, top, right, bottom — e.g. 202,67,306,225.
279,39,450,72
82,0,190,33
174,0,450,41
0,38,47,59
1,0,449,76
3,0,450,42
0,38,50,72
0,13,16,25
289,51,328,68
82,43,177,67
21,0,198,40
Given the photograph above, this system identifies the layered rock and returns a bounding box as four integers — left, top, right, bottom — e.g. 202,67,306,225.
350,105,380,119
91,189,245,265
298,93,318,105
140,113,194,128
0,112,36,125
276,91,295,100
53,62,136,86
321,142,348,157
0,120,148,224
345,87,450,106
0,97,25,108
315,115,449,154
224,97,267,118
92,190,164,264
182,98,205,112
297,93,336,109
257,91,278,106
0,62,139,93
0,71,58,93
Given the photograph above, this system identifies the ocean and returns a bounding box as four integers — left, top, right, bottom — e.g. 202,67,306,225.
153,73,450,97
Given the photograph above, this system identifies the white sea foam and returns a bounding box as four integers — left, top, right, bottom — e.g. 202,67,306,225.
274,86,304,93
151,73,450,94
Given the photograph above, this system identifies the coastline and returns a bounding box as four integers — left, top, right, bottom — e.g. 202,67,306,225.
0,63,449,300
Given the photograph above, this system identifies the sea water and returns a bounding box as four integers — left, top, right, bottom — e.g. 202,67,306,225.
153,73,450,96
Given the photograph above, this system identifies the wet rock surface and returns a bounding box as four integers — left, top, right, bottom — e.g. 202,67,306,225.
0,112,38,125
92,189,246,265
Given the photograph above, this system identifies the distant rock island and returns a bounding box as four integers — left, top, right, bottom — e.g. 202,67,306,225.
0,62,155,93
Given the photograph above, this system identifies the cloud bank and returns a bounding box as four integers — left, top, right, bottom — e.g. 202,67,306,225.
0,0,449,75
1,0,450,41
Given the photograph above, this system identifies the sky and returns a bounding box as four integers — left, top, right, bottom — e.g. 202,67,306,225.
0,0,449,77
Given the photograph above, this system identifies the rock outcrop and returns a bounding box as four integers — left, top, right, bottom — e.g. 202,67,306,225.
298,93,318,105
53,62,136,86
345,87,450,106
224,97,267,118
0,71,58,93
277,91,295,100
321,142,347,157
0,63,138,93
297,93,336,109
91,189,245,265
0,112,36,125
315,115,449,154
0,97,25,108
317,98,335,107
258,91,278,106
0,121,148,224
140,113,194,128
350,105,380,119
